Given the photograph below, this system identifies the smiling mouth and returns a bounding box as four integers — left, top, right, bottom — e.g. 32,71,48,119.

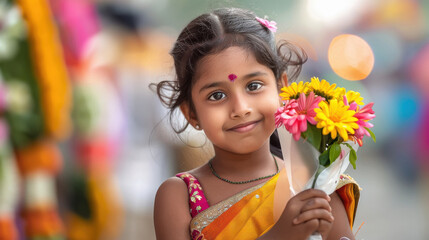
227,120,261,133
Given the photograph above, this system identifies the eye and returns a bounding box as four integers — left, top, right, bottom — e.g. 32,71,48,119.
208,91,226,101
247,82,263,91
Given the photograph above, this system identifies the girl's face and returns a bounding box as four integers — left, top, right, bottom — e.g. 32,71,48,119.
187,46,280,154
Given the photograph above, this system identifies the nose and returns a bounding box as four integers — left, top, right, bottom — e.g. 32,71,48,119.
230,94,252,119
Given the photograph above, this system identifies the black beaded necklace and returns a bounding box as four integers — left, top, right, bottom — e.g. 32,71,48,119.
208,154,279,184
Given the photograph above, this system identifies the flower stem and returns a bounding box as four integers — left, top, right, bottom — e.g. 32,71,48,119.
319,135,327,153
311,165,325,189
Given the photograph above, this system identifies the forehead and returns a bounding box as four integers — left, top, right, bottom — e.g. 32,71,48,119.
194,46,272,84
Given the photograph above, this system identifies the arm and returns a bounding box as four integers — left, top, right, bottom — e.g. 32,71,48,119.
154,177,191,240
326,192,355,240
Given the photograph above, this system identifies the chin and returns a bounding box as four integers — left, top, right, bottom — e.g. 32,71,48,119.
221,139,270,155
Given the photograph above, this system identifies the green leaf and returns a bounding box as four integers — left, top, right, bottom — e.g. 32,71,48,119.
343,142,357,169
343,142,353,151
319,149,330,167
329,142,341,164
304,124,321,151
364,127,376,143
349,149,357,169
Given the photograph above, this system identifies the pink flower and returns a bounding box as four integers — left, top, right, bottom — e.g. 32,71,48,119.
354,102,375,121
275,99,298,128
297,92,324,125
275,92,323,141
354,103,375,139
344,96,375,140
255,17,277,32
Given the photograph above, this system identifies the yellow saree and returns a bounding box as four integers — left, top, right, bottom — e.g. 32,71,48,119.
187,173,359,240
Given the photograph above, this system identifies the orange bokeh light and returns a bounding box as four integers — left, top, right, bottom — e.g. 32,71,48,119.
328,34,374,81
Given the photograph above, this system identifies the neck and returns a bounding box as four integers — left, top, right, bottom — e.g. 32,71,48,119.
210,141,275,177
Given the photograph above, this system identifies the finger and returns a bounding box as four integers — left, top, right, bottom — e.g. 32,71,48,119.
293,209,334,225
318,219,333,233
300,197,332,213
296,189,331,202
301,218,319,234
318,219,334,239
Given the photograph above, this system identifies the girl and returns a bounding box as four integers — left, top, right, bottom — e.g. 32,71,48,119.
153,8,359,240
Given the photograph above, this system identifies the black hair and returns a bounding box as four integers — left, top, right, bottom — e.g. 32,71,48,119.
150,8,307,156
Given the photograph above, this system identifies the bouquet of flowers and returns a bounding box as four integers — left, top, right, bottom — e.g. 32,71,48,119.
275,76,376,193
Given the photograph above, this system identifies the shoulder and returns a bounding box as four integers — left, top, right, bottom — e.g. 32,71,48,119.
156,176,189,198
154,177,191,239
180,163,213,185
154,176,190,211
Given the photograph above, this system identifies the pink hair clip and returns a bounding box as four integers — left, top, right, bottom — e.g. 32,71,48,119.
255,16,277,33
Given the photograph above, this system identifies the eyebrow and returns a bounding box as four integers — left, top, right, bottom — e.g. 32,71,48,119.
198,71,268,93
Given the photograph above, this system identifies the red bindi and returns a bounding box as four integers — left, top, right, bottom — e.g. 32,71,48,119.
228,74,237,81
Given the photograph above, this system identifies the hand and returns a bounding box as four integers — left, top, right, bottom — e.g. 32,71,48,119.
292,189,334,239
260,189,334,240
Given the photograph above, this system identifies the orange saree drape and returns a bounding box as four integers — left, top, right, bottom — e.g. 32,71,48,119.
191,174,359,240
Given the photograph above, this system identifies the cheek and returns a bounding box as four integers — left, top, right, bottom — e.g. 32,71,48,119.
194,102,226,129
259,92,281,119
200,110,223,125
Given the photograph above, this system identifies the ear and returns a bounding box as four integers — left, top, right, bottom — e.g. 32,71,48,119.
281,73,288,87
180,102,199,130
278,73,289,104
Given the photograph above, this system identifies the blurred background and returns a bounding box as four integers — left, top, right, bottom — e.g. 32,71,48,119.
0,0,428,239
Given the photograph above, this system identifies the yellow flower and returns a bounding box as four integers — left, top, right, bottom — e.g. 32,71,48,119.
308,77,343,101
314,99,359,141
345,90,364,105
280,81,308,100
334,87,346,101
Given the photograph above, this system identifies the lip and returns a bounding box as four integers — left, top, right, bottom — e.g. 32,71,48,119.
227,120,261,133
